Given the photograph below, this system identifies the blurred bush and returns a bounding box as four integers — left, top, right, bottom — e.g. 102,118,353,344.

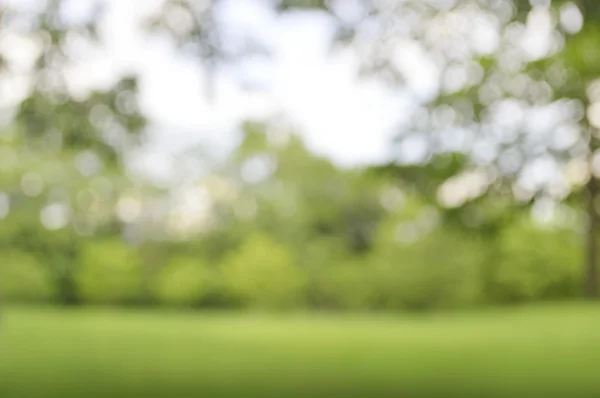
153,256,208,307
221,233,306,309
489,219,582,302
370,228,484,311
0,251,56,303
316,260,374,311
75,240,142,305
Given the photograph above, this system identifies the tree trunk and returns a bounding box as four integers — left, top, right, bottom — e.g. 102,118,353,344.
585,178,598,298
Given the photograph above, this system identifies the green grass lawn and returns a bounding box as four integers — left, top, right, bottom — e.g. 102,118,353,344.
2,304,600,398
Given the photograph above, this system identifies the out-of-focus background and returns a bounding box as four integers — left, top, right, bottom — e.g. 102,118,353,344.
3,0,600,397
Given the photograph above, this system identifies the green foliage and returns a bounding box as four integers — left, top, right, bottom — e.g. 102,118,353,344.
370,228,484,311
221,233,306,309
154,256,207,306
0,251,56,302
316,260,374,310
75,240,142,305
0,122,589,311
489,220,582,302
3,0,600,313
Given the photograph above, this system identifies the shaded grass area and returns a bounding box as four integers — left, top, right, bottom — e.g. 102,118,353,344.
2,304,600,397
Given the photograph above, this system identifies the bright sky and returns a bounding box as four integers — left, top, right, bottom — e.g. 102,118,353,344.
79,0,420,184
4,0,563,189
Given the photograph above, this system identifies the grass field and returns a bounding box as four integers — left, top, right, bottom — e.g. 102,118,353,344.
2,304,600,397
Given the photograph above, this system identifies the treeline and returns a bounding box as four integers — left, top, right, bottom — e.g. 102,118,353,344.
0,125,584,311
0,210,583,311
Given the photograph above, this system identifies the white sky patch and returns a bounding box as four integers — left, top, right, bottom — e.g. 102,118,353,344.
77,0,417,182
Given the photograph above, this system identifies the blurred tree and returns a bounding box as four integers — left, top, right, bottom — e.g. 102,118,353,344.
0,0,148,303
368,190,485,310
176,123,386,307
270,0,600,298
2,0,599,310
144,0,600,297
